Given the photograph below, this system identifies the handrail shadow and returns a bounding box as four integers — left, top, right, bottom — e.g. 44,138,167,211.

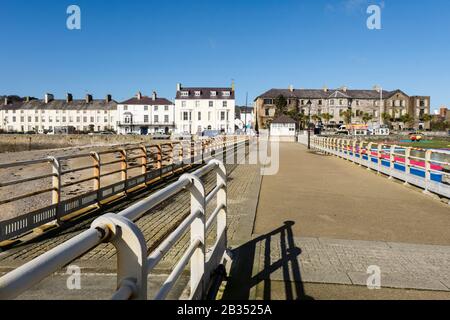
221,221,313,300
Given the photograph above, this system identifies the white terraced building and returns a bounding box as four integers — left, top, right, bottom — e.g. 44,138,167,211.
0,93,117,133
174,83,236,134
117,92,175,135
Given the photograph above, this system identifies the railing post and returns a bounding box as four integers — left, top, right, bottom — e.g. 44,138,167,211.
424,149,432,194
140,145,147,176
358,141,364,166
92,213,148,300
212,160,227,250
90,152,101,199
182,174,206,300
404,147,412,185
156,145,162,170
367,142,374,170
351,140,357,163
388,145,396,179
376,144,384,175
49,157,62,223
120,149,128,187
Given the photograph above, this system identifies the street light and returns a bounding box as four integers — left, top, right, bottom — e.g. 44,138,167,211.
373,85,383,125
306,99,312,149
348,98,353,125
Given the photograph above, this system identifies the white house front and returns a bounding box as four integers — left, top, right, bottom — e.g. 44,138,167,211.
174,83,235,134
117,92,175,135
270,115,296,136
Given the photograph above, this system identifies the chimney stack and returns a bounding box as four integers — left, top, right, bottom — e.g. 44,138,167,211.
342,86,347,93
25,96,31,102
44,93,54,104
289,85,294,92
323,86,328,92
176,83,182,91
85,94,93,103
4,97,9,105
137,91,142,100
66,93,73,103
106,94,112,103
152,91,157,101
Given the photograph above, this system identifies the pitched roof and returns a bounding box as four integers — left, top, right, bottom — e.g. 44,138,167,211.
119,96,174,105
1,99,117,111
256,88,404,100
272,115,296,124
176,87,235,100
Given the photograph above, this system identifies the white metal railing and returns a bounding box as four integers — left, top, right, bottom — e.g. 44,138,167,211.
0,159,229,300
302,136,450,199
0,136,247,242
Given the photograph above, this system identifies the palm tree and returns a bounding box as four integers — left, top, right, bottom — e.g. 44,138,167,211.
321,113,333,127
341,110,353,125
362,113,374,125
381,112,392,126
399,113,414,129
311,114,322,125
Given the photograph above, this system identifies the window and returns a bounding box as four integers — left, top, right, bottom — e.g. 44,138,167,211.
182,101,187,108
181,91,189,97
123,105,128,111
28,116,32,122
20,116,24,122
12,116,16,122
90,117,94,122
164,115,169,123
198,112,201,121
144,115,149,123
222,91,230,97
223,101,227,108
154,115,159,123
182,112,189,121
209,101,214,107
318,100,323,106
62,117,66,122
211,91,217,97
265,109,270,116
164,105,169,111
356,100,360,106
144,106,148,111
220,111,226,121
195,101,200,108
195,91,201,97
330,100,335,106
208,112,212,121
83,117,87,123
104,117,108,123
263,99,273,105
76,116,81,122
339,99,343,106
35,116,38,122
49,116,53,123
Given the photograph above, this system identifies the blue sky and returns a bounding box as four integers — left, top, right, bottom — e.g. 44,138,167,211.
1,0,449,111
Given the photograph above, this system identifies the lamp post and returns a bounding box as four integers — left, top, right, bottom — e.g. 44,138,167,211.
306,99,312,149
373,85,383,126
348,98,353,125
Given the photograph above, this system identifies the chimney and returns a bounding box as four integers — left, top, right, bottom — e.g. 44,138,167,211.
342,86,347,93
85,94,93,103
25,96,31,102
176,83,182,92
289,85,294,92
4,96,9,105
106,94,112,103
152,91,157,101
66,93,73,103
137,91,142,100
44,93,54,104
323,86,328,92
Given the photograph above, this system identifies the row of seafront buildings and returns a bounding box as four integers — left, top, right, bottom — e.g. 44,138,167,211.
0,83,238,135
254,86,431,131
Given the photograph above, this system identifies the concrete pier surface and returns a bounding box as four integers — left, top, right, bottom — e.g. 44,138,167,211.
222,142,450,300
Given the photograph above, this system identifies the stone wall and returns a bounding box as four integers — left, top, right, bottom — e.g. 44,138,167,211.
0,134,157,153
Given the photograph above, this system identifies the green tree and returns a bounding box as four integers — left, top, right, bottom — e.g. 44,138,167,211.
381,112,392,126
341,110,353,125
311,114,322,124
362,113,374,124
321,113,333,127
399,113,415,129
274,95,287,117
421,114,433,122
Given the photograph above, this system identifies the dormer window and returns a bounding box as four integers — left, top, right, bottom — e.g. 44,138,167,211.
222,91,230,97
211,91,217,97
181,91,189,97
195,91,201,97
